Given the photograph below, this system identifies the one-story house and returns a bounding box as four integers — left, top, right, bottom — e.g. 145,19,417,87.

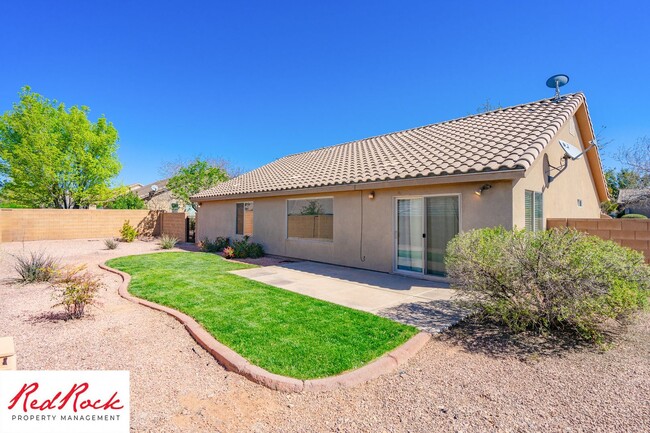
192,93,608,277
617,188,650,217
131,178,196,216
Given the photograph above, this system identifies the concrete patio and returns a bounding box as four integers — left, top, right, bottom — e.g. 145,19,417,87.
230,261,467,333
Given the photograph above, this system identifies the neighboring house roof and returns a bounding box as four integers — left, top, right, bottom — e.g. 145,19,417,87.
194,93,605,200
133,179,170,199
617,188,650,205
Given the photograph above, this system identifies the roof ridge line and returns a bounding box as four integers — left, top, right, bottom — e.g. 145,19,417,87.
274,92,584,161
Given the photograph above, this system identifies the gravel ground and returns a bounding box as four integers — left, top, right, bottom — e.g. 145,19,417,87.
1,239,649,433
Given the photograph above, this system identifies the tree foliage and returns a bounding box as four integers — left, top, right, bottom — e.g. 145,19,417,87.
166,158,229,210
604,168,647,200
106,191,147,209
0,87,121,208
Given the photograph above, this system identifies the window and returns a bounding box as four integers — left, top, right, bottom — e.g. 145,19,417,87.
236,202,254,235
577,198,583,208
287,198,333,240
525,190,543,232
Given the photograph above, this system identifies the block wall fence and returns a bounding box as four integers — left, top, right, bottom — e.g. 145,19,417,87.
547,218,650,263
0,209,165,242
160,212,187,242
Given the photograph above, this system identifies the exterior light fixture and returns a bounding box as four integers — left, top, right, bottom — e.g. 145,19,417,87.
368,191,375,199
475,184,492,196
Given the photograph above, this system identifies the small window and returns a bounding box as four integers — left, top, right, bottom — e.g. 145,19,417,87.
525,190,544,232
236,202,254,235
287,198,333,240
577,199,583,207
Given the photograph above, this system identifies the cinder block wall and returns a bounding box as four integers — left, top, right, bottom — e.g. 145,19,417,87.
160,212,186,242
547,218,650,263
0,209,162,242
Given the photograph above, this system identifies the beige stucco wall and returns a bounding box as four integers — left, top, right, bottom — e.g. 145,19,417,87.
512,115,601,229
197,180,513,273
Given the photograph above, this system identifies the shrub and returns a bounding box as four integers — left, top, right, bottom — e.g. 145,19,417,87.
120,220,138,242
223,246,235,259
13,251,58,283
104,238,118,250
51,265,104,319
446,227,650,343
621,213,648,219
231,235,265,259
159,234,178,249
200,236,229,253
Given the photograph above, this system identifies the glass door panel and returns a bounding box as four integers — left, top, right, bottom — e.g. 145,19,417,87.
425,196,459,275
396,198,424,273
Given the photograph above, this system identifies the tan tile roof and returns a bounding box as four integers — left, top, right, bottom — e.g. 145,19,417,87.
194,93,586,199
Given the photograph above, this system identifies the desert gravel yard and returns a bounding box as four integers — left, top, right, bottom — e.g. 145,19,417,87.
1,239,649,432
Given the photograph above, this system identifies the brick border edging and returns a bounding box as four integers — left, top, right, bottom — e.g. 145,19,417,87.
99,263,431,393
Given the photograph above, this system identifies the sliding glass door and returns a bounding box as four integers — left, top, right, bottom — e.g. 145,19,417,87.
396,198,424,272
395,195,459,276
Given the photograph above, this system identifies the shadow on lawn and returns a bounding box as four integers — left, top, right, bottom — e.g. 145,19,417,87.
440,316,600,360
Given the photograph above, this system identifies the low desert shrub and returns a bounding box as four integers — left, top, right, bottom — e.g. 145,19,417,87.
51,265,104,319
222,246,235,259
231,235,265,259
13,251,58,283
104,238,119,250
446,227,650,343
200,236,229,253
159,234,178,249
621,213,648,219
120,220,138,242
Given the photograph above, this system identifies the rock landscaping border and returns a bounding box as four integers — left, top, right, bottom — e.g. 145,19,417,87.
99,263,431,393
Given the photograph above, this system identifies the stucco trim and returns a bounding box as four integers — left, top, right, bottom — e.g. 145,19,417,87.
99,262,431,393
194,169,526,203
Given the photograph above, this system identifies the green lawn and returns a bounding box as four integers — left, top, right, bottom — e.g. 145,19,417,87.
106,252,417,379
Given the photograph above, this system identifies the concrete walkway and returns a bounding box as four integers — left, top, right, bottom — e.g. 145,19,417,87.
230,261,467,333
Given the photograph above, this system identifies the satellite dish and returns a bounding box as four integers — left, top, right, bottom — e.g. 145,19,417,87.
559,140,584,160
151,184,159,192
546,74,570,100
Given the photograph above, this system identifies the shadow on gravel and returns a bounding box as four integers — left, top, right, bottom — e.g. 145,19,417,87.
378,300,469,334
440,317,599,360
26,311,74,323
174,243,202,252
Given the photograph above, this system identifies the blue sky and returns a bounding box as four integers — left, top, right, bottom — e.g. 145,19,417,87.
1,1,648,185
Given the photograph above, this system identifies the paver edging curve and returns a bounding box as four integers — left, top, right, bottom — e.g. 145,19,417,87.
99,262,431,393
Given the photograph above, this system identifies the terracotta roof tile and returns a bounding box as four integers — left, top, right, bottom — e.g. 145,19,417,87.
194,93,585,199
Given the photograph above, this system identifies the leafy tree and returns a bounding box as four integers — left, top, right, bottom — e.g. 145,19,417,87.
300,200,324,215
166,158,229,210
0,87,121,208
106,191,147,209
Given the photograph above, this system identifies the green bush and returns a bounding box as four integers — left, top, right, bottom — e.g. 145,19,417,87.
231,235,265,259
621,213,648,219
120,220,138,242
159,234,178,249
446,227,650,343
106,191,147,209
13,251,58,283
200,236,229,253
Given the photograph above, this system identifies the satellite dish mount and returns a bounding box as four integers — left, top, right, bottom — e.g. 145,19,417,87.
546,74,570,101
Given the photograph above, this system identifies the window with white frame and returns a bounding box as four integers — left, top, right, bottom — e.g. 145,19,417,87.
287,198,333,240
525,190,543,232
236,202,254,235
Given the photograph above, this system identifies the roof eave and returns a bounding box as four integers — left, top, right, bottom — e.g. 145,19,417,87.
192,169,525,202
